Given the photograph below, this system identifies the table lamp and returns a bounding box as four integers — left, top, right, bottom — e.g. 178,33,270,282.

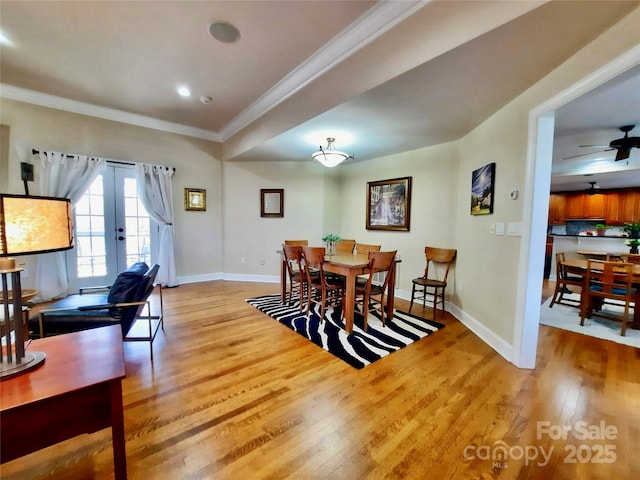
0,194,74,379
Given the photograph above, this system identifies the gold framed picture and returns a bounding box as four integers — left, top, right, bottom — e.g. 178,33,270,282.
185,188,206,211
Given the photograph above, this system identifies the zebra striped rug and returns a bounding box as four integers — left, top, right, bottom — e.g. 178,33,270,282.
246,294,445,369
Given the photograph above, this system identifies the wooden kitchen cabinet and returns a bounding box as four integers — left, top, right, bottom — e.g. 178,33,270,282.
548,188,640,224
621,190,640,223
548,194,566,224
564,193,586,218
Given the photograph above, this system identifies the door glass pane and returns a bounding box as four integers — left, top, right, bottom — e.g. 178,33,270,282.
75,175,107,278
123,177,151,266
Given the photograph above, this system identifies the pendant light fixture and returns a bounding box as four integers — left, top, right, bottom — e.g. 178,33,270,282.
312,137,353,168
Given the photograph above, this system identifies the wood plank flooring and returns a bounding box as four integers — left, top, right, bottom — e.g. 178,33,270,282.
2,280,639,479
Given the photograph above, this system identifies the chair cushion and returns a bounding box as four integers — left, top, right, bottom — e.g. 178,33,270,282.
108,262,149,318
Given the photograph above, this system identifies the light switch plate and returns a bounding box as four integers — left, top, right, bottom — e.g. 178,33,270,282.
496,222,505,236
507,222,523,236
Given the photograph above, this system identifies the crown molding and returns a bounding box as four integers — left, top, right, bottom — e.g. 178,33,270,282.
0,84,223,142
219,0,429,141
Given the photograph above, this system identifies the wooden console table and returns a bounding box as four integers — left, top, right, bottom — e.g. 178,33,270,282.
1,325,128,479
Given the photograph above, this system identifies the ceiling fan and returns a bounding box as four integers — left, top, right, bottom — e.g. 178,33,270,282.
585,181,599,195
570,125,640,161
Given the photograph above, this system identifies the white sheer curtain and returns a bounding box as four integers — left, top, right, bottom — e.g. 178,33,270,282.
34,151,106,300
135,163,178,287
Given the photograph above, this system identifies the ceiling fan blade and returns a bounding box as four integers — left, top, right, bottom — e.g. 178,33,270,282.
615,147,631,161
562,148,613,160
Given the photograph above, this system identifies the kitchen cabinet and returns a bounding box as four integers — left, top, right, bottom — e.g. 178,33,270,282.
565,193,605,218
549,188,640,224
621,190,640,223
548,194,566,225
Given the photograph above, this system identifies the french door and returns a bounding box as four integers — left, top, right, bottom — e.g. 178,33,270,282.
65,165,157,292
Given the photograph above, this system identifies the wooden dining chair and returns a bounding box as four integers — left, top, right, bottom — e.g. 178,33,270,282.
355,243,381,255
335,239,356,254
354,243,381,285
549,252,583,309
283,240,308,246
301,246,344,321
580,259,637,336
344,250,397,330
621,253,640,265
409,246,457,320
282,244,315,310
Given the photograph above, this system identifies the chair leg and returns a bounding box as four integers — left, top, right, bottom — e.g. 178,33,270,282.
409,284,416,312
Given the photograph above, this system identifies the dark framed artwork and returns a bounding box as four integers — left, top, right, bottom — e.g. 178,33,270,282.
184,188,206,211
470,162,495,215
366,177,412,231
260,188,284,217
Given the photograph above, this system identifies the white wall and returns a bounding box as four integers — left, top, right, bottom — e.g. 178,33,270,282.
0,99,223,285
338,141,459,297
221,160,335,280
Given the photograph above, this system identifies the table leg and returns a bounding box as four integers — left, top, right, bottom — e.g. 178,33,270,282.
280,258,286,303
110,381,128,480
386,262,396,318
344,272,356,333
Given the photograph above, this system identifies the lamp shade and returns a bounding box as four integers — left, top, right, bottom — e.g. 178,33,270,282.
312,137,352,168
0,194,74,257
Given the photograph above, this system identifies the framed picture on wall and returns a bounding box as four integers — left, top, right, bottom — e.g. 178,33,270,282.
185,188,206,211
470,162,495,215
366,176,412,231
261,188,284,217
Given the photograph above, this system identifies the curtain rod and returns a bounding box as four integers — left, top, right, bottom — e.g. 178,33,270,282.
31,149,176,172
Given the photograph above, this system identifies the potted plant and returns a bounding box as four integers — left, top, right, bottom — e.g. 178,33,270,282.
594,223,612,236
626,238,640,254
623,223,640,239
321,234,341,255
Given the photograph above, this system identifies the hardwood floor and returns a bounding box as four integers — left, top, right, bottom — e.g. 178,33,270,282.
3,280,639,479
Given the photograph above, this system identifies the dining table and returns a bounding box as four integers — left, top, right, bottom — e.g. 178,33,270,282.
279,251,399,333
561,258,640,329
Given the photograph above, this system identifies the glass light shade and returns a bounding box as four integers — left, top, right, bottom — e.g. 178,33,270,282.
312,137,352,168
0,194,74,257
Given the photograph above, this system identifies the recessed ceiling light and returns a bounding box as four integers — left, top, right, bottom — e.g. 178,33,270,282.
177,86,191,97
209,22,240,43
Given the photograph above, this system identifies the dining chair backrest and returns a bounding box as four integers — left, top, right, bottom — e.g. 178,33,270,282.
335,239,356,254
423,246,457,281
284,240,308,246
367,250,396,279
621,253,640,265
586,260,634,295
282,244,304,278
301,246,328,282
355,243,381,255
583,259,636,336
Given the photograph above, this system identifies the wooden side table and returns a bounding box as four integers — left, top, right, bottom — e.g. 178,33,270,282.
1,325,128,478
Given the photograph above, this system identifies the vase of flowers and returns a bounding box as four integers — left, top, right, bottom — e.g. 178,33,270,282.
321,234,341,256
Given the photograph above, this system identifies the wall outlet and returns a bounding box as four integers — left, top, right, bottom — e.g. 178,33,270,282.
240,257,246,264
259,258,265,266
22,268,29,278
489,223,496,235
